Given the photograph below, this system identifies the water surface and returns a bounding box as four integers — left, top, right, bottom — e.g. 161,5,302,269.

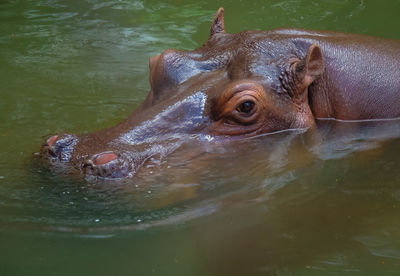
1,0,400,275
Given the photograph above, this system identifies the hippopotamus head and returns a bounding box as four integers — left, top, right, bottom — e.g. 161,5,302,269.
40,8,325,179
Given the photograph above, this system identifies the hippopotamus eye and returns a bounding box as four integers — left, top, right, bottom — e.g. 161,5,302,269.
226,91,261,124
236,101,255,114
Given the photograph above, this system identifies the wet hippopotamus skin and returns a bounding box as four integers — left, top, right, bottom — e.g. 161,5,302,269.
40,8,400,179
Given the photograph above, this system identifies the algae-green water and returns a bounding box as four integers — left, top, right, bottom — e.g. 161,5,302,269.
1,0,400,275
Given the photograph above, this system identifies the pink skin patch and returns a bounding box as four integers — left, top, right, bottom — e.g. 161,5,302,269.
46,135,59,147
93,152,117,166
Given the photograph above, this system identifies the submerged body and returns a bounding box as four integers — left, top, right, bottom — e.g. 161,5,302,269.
40,8,400,178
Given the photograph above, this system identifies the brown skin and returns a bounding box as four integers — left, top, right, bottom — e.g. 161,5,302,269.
40,8,400,179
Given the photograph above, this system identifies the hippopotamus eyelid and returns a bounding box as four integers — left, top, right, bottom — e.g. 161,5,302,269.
218,81,265,101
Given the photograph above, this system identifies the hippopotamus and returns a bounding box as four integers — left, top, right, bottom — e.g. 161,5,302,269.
40,8,400,179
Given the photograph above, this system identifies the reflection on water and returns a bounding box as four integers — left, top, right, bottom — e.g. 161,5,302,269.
1,0,400,275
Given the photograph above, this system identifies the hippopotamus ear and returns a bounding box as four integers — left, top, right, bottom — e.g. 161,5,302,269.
294,44,325,88
209,7,225,38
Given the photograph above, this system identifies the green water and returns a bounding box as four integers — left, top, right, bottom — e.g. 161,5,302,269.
1,0,400,275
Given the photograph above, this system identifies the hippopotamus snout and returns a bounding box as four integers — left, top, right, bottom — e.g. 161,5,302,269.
40,133,159,179
41,134,127,178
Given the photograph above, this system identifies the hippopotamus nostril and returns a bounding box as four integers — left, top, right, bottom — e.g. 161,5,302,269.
42,134,78,163
92,152,118,166
83,151,132,178
45,135,59,147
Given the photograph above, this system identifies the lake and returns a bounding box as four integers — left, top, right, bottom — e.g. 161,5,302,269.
1,0,400,275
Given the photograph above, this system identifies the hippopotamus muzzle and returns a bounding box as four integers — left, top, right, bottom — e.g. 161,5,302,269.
40,90,210,179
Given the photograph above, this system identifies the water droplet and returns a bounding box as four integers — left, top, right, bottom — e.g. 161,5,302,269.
204,134,214,141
